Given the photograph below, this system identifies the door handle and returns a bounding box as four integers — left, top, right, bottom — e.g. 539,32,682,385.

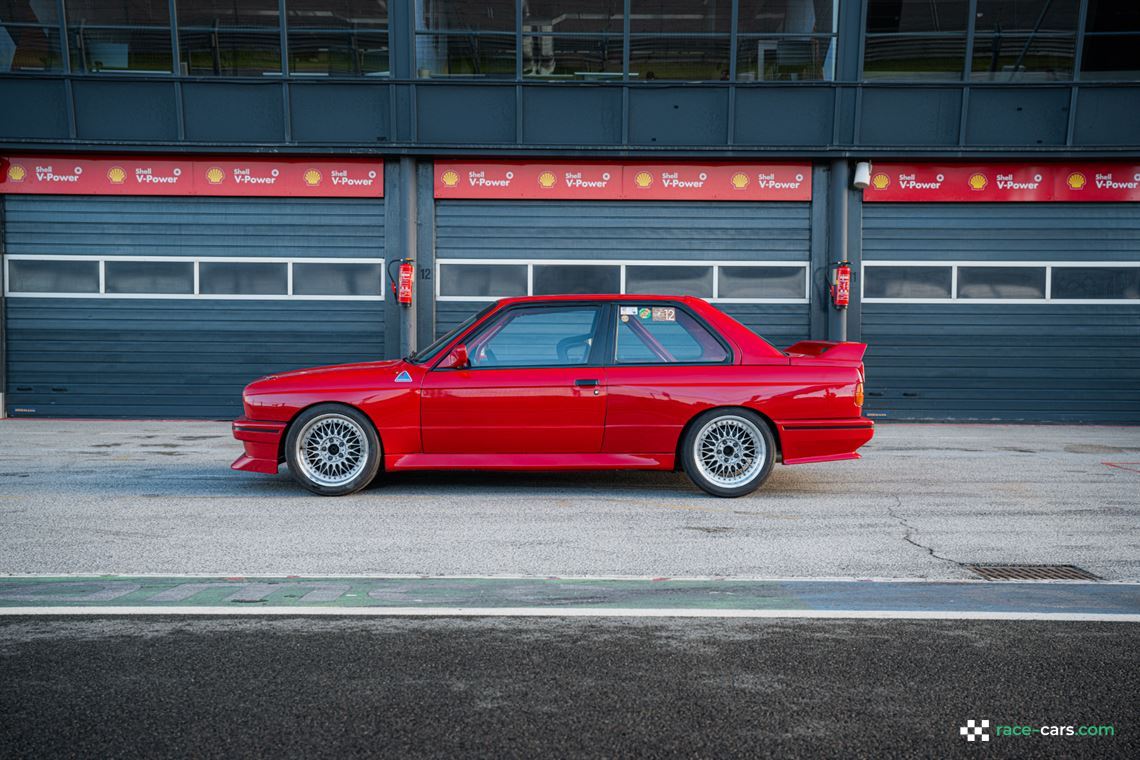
574,379,599,387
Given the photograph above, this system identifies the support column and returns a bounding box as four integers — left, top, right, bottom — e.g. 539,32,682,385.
400,156,418,356
828,159,849,342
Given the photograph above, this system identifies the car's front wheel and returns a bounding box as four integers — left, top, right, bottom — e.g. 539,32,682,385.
285,404,382,496
681,409,775,497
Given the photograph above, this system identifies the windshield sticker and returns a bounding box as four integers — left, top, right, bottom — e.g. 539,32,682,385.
637,307,652,319
620,306,639,316
652,307,676,322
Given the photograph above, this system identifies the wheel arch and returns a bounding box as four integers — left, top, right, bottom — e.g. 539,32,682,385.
278,400,384,466
673,405,782,471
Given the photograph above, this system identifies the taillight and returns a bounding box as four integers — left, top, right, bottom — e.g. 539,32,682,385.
854,382,864,407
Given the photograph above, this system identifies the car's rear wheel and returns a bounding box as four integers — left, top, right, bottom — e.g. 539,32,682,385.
285,404,381,496
681,409,775,497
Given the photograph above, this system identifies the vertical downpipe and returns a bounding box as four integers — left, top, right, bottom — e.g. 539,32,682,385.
400,156,418,355
828,159,849,343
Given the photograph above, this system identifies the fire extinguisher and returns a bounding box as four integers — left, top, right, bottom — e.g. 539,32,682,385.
388,257,415,305
830,261,852,309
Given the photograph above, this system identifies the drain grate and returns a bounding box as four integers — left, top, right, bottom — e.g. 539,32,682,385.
966,564,1101,581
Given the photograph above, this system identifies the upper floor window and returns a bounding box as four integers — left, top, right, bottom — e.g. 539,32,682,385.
864,0,1081,82
286,1,389,77
178,0,281,76
1080,0,1140,81
0,1,63,72
66,1,172,74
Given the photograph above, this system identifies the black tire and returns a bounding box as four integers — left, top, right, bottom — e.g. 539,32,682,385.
284,404,382,496
680,408,776,498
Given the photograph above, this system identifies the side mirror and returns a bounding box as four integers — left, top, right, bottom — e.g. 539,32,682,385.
440,343,469,369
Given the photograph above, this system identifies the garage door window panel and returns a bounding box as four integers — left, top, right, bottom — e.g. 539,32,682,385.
440,263,528,298
105,261,194,294
292,262,382,296
625,265,713,298
864,265,953,299
199,262,288,295
467,306,602,368
718,265,805,299
9,260,100,293
958,266,1046,299
1052,267,1140,300
532,264,620,295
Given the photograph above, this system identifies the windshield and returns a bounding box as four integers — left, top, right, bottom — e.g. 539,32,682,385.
406,303,497,364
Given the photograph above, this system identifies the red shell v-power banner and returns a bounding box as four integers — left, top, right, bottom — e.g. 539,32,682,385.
1,156,383,197
863,163,1140,202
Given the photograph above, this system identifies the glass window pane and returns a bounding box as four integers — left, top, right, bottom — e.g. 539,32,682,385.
415,33,515,77
9,260,100,293
1086,0,1140,34
417,0,515,32
2,2,59,23
864,266,952,299
863,35,966,80
616,305,729,363
974,0,1079,34
738,0,837,34
72,28,172,73
866,0,968,33
65,1,169,25
970,33,1074,81
179,30,282,75
524,1,623,34
630,0,732,34
286,0,388,30
177,0,279,28
105,261,193,294
199,262,287,295
288,31,389,76
957,266,1045,299
718,266,806,299
470,306,600,367
523,34,622,78
440,263,528,298
1080,34,1140,81
1,25,63,72
625,265,713,297
532,264,620,295
629,35,731,81
1051,267,1140,300
736,36,834,81
292,263,382,296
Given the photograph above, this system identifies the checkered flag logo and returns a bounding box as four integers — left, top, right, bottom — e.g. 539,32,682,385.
960,719,990,742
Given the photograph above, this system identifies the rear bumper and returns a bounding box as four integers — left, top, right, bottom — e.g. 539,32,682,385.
231,418,287,474
777,418,875,465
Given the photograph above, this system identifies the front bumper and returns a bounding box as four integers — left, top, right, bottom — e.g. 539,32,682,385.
231,417,288,474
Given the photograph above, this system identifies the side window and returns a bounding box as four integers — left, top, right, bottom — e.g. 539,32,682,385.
615,305,729,364
468,306,601,368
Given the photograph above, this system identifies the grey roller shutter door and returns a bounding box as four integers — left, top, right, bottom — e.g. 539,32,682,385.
435,200,812,349
861,204,1140,423
4,196,386,419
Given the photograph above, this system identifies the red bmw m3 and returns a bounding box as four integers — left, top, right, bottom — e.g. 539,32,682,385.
232,294,873,497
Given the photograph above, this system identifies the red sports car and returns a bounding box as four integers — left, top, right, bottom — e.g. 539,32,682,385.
232,294,873,497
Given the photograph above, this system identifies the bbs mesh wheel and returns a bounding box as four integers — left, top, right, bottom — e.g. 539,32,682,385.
285,404,381,496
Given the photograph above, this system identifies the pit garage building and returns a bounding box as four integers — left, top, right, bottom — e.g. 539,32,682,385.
1,1,1137,423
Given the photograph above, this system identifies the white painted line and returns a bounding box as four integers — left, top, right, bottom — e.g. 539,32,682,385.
2,607,1138,622
1,573,1136,585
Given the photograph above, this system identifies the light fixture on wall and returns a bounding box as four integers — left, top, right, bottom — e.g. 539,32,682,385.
853,161,872,190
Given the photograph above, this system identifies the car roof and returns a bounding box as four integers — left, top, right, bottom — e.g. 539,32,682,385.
496,293,704,306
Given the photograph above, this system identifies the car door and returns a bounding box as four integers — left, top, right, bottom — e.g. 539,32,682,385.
420,303,609,454
602,302,734,454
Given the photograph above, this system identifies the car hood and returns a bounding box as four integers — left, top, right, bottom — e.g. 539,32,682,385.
245,359,413,393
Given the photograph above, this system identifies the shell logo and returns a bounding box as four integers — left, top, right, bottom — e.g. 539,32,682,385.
205,167,225,185
7,163,27,182
1067,172,1087,190
968,173,988,191
871,173,890,190
730,173,749,190
303,169,322,187
537,171,557,189
107,166,127,184
441,169,460,188
633,171,654,189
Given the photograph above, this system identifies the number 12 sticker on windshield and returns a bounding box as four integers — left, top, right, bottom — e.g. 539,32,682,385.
651,307,676,321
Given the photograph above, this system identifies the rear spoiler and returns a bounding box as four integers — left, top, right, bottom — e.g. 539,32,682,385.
785,340,868,365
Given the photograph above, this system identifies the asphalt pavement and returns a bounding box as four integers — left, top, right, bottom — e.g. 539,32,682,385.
0,420,1137,579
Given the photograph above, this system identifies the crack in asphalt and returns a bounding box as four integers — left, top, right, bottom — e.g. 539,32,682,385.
886,495,962,568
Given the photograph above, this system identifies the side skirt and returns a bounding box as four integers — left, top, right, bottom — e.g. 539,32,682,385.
385,453,676,472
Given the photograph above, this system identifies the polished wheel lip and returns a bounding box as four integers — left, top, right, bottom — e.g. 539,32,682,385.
693,414,766,488
295,413,369,488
